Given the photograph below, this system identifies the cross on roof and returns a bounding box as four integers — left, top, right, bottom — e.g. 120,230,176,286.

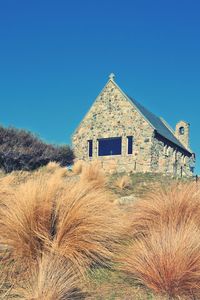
109,73,115,81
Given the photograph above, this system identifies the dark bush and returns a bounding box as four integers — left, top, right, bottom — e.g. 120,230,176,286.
0,126,74,172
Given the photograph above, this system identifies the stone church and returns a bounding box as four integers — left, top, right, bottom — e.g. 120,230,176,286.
72,74,195,176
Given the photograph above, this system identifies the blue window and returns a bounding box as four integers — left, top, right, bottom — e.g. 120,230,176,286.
88,140,93,157
127,136,133,154
98,137,121,156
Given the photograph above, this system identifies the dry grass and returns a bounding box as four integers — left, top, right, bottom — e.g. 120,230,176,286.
0,174,15,206
13,253,83,300
1,167,198,299
45,161,61,171
43,162,70,178
80,161,107,188
129,182,200,237
114,175,132,190
2,170,33,186
120,221,200,299
0,167,129,296
117,182,200,299
52,179,128,269
104,159,117,174
72,160,85,175
0,171,64,269
0,260,9,299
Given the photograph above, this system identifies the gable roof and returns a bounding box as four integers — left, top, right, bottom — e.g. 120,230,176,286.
126,95,192,153
110,77,192,154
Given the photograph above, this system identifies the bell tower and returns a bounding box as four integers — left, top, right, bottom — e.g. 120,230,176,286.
175,120,190,149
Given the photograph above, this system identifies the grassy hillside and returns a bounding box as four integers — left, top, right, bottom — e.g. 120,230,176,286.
0,162,198,300
110,171,192,197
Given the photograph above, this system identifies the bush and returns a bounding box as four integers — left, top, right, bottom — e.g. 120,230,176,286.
0,125,74,172
114,175,132,190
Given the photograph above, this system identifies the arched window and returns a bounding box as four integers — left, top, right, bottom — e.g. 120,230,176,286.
179,127,185,135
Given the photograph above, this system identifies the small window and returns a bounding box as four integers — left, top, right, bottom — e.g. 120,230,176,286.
179,127,185,135
127,136,133,154
88,140,93,157
98,137,121,156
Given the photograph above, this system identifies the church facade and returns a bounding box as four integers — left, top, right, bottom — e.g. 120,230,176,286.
72,74,195,176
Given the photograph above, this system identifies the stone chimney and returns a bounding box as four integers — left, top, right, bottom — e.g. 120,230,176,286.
175,120,190,149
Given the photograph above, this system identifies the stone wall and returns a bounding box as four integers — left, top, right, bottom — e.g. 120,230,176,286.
151,133,193,176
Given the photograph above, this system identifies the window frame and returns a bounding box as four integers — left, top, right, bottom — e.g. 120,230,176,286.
127,136,133,155
88,140,93,157
98,137,122,156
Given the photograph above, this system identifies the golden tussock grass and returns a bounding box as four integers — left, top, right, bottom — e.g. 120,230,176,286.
0,174,15,205
0,167,129,290
45,161,61,171
44,162,70,178
0,172,64,268
80,160,107,188
119,221,200,299
128,182,200,237
52,179,128,269
3,170,33,186
114,175,132,190
72,160,85,175
13,253,83,300
117,182,200,299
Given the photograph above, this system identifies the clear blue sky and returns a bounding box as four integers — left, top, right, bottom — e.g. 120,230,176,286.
0,0,200,173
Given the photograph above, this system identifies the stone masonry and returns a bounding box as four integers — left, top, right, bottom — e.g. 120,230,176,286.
72,74,195,176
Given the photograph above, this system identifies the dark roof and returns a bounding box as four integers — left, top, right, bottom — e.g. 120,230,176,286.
127,95,191,153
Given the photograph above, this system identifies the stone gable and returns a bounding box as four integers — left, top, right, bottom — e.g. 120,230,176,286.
72,76,195,176
73,79,154,173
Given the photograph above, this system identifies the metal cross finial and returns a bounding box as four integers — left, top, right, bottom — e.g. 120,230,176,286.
109,73,115,81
